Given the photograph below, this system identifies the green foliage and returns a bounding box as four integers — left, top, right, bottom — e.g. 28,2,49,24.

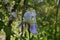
0,0,60,40
0,20,4,31
0,12,5,20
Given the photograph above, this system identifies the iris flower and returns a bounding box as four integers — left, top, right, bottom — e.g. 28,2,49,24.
18,10,38,34
9,12,17,20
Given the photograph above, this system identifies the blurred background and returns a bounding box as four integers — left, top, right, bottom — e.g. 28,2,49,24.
0,0,60,40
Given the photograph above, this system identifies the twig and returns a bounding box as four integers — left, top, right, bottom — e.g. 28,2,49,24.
54,0,60,40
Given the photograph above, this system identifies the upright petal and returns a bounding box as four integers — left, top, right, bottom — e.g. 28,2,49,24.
24,11,31,23
11,12,17,17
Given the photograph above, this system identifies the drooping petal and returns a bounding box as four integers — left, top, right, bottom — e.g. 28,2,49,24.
17,22,24,27
30,24,38,34
9,15,16,20
9,15,13,20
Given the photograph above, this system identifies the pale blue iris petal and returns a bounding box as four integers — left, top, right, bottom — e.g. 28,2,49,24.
11,12,17,17
24,11,36,24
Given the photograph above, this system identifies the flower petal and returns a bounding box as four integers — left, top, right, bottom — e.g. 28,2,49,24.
17,22,24,27
9,15,13,20
30,24,38,34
